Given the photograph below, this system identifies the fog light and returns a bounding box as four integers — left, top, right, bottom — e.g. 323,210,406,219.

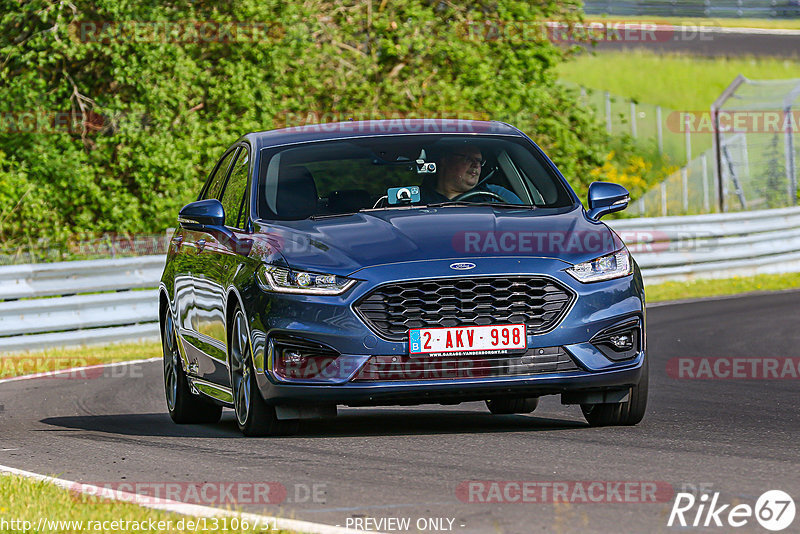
269,336,341,380
283,350,303,365
609,334,633,350
591,319,640,362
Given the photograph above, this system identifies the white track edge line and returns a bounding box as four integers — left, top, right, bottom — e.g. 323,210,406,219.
0,464,375,534
0,357,161,385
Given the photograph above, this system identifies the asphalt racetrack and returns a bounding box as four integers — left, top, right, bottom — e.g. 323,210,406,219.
1,290,799,533
581,25,800,57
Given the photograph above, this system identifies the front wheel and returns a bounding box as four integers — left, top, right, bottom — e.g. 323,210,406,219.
162,310,222,424
229,306,298,437
581,355,649,427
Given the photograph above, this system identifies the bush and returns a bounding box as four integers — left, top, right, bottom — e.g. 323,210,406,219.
0,0,632,252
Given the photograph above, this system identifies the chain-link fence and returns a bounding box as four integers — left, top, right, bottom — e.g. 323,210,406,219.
576,85,713,168
592,76,800,217
714,76,800,212
635,149,718,216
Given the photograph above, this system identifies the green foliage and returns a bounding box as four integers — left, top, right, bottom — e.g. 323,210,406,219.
0,0,621,251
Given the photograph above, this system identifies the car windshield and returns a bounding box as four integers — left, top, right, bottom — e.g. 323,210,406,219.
257,135,575,219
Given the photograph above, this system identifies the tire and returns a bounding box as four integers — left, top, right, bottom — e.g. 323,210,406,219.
486,397,539,415
581,354,649,427
229,306,299,437
162,309,222,424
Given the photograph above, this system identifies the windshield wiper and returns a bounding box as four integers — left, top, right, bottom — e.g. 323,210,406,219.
310,213,358,219
426,201,534,209
358,203,428,213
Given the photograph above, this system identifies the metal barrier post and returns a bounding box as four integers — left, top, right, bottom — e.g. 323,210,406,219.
702,153,710,212
684,113,692,163
681,167,689,213
656,106,663,154
785,104,797,205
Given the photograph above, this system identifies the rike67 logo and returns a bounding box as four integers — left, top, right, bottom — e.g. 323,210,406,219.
668,490,796,531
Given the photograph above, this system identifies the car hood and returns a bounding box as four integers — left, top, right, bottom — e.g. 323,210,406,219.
254,205,623,277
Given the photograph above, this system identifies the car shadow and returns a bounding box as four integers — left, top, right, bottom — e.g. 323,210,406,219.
38,413,242,439
39,408,587,439
296,409,588,438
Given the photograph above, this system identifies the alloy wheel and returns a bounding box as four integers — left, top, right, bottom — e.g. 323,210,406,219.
230,310,252,427
163,312,179,412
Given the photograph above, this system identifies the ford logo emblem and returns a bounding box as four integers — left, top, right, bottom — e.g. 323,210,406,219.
450,262,476,271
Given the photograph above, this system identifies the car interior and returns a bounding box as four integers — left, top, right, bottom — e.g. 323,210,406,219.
259,137,573,220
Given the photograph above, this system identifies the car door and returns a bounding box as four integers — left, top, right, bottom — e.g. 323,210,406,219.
192,144,252,386
177,146,238,377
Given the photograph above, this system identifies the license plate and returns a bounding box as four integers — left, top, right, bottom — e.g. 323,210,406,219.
408,324,526,355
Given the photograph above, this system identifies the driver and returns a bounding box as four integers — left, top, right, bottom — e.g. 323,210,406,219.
419,144,522,204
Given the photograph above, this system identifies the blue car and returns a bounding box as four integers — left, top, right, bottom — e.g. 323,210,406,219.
159,119,647,436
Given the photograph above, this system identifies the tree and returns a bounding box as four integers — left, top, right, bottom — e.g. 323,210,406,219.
0,0,611,252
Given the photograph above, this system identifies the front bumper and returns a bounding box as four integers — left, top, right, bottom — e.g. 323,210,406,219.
259,352,644,406
241,256,645,406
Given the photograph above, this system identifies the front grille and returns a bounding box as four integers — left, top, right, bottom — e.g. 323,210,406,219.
352,346,578,382
355,276,574,340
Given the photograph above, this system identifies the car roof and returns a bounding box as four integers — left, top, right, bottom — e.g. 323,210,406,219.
241,119,525,150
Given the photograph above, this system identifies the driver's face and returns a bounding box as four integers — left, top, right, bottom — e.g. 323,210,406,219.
440,148,483,196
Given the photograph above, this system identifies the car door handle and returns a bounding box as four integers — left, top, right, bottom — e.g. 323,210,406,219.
196,239,206,253
171,235,183,249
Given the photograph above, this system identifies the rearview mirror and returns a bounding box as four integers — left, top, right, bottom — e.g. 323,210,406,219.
587,182,629,221
178,199,225,230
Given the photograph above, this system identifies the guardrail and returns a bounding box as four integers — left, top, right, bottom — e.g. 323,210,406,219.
0,256,165,353
1,206,799,353
609,206,800,283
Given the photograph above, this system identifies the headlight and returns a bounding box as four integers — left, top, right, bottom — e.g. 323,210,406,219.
566,248,632,283
256,265,356,295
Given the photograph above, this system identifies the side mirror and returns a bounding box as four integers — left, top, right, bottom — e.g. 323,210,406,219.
587,182,630,221
178,199,225,230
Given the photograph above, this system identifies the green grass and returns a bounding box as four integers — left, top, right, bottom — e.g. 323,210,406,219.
0,341,161,379
645,272,800,302
0,474,291,533
584,15,800,30
558,49,800,110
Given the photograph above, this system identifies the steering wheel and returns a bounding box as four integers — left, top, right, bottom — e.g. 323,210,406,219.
453,190,507,203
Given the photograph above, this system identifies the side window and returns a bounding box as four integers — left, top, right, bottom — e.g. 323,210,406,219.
221,146,250,228
201,149,237,200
